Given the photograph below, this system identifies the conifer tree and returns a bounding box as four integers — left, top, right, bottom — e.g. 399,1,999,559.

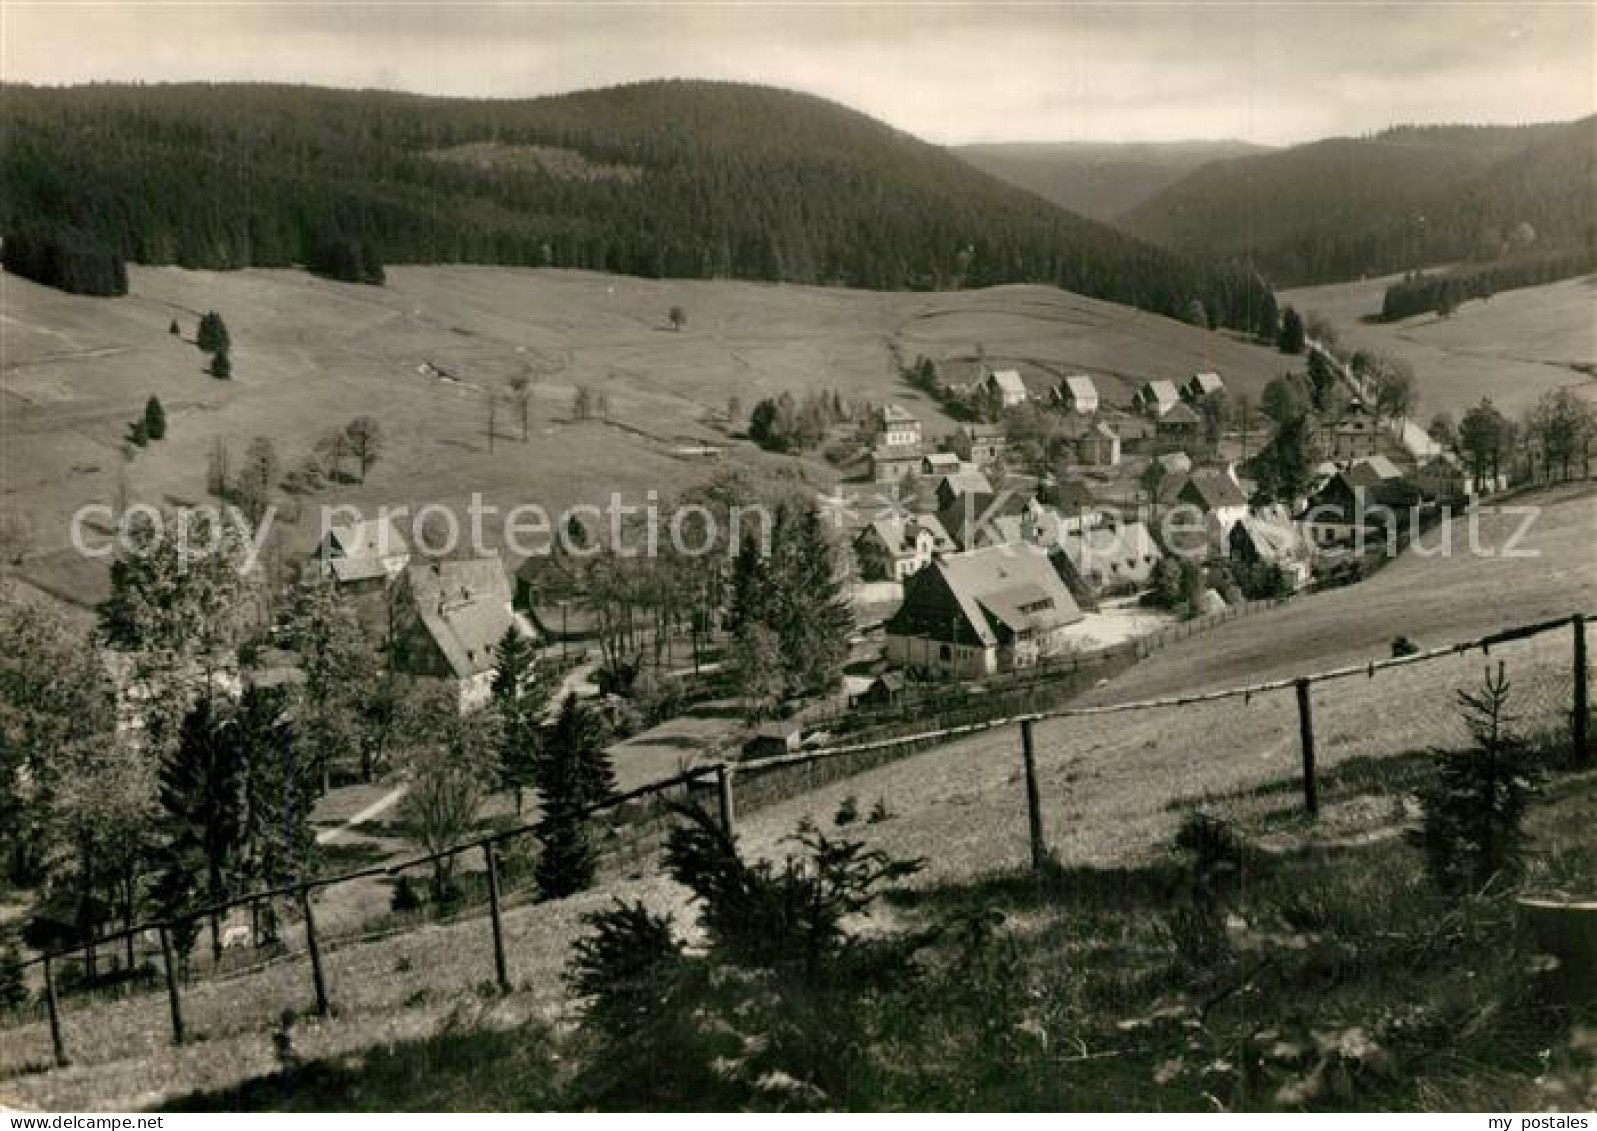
490,626,541,814
196,311,230,354
144,395,167,441
535,694,616,900
155,698,248,964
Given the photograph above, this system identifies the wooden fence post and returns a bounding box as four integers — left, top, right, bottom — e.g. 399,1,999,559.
42,954,68,1067
1295,678,1319,817
1574,614,1590,767
158,925,185,1045
483,843,510,993
1020,720,1048,872
299,887,330,1017
716,763,736,838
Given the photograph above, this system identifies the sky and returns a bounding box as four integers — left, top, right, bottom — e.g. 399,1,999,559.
2,2,1593,146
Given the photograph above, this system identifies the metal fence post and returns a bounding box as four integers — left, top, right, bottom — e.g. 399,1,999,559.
1574,613,1590,766
299,887,330,1017
1295,678,1319,817
1020,720,1048,872
42,954,68,1067
483,843,510,993
158,925,185,1045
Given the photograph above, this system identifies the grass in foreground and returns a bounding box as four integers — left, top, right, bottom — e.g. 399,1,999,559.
161,767,1597,1112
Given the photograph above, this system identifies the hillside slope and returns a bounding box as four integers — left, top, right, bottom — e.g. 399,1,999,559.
0,80,1273,330
0,265,1289,608
1121,120,1596,285
4,485,1590,1111
955,139,1267,220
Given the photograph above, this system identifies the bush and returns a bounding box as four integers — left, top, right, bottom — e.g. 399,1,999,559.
144,395,167,440
834,795,860,826
196,311,230,354
1408,663,1538,897
567,807,926,1108
390,875,423,914
0,938,28,1011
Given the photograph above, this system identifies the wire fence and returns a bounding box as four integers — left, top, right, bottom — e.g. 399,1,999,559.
0,611,1589,1080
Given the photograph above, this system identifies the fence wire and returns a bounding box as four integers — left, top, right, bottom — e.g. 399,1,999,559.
0,616,1587,1084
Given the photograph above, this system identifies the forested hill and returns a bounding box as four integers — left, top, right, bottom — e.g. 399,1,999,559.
1120,120,1596,286
0,80,1274,331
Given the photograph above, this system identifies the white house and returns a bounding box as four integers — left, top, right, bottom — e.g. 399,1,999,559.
984,368,1029,408
1132,379,1182,418
1054,374,1100,415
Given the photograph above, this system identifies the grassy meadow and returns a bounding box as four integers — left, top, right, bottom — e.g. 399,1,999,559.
1281,271,1597,420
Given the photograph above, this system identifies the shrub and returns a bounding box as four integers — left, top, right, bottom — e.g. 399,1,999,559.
834,794,860,826
1408,663,1538,897
144,395,167,440
567,807,925,1107
0,937,28,1010
196,311,230,354
390,875,423,914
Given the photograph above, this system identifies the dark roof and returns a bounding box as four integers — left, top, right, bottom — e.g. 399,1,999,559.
885,544,1082,647
1174,469,1248,511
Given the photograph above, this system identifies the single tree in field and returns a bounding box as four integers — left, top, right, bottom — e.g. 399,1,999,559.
489,626,542,814
209,347,232,380
1276,306,1305,354
196,312,230,354
168,318,181,337
668,305,687,331
344,416,383,482
314,428,351,481
144,396,167,441
508,374,532,442
535,694,616,900
238,437,279,525
573,386,594,422
154,698,248,965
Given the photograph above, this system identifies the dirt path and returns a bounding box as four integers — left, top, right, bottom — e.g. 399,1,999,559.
315,783,409,847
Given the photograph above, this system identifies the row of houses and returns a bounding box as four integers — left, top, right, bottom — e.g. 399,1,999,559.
870,367,1230,484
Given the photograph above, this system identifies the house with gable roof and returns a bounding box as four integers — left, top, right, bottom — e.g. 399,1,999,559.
391,556,535,710
1053,374,1100,415
884,544,1083,678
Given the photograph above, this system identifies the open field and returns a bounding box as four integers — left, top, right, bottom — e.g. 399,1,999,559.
2,266,1288,606
4,485,1591,1111
1281,272,1597,419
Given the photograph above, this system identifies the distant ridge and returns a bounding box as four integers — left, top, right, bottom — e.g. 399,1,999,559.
954,139,1269,221
1119,118,1596,286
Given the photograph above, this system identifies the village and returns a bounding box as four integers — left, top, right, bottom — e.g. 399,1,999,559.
278,334,1512,783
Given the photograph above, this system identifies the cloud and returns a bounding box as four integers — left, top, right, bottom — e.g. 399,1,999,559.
2,2,1591,144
